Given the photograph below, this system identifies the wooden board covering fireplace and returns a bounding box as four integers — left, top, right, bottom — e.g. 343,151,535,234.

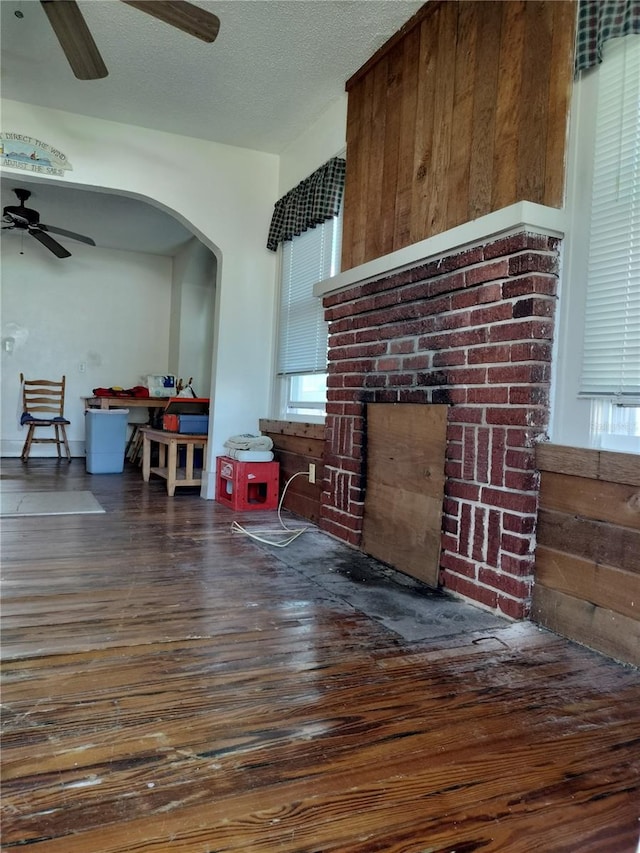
361,403,448,587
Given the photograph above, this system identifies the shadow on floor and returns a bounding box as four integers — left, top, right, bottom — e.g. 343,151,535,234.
253,527,509,642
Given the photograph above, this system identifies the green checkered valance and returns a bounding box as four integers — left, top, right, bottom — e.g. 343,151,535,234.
267,157,346,252
575,0,640,74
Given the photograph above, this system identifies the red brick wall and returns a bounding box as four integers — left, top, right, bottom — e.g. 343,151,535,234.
319,231,560,618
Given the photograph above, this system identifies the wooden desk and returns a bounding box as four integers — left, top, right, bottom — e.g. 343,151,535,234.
140,427,207,496
83,396,169,411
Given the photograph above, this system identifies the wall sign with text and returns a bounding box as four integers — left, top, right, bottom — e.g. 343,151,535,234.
1,133,72,177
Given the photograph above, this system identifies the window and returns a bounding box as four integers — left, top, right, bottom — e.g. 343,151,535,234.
552,34,640,453
580,36,640,403
275,209,342,420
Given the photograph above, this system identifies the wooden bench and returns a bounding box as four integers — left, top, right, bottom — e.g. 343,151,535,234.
140,427,207,496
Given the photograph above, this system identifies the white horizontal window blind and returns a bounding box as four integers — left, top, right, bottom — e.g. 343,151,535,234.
277,215,339,376
580,35,640,400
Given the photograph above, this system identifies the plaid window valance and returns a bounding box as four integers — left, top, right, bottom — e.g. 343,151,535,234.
575,0,640,74
266,156,346,252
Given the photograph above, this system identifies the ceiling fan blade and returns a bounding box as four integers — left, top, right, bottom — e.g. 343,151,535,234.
30,228,72,259
40,0,108,80
121,1,220,43
39,223,96,246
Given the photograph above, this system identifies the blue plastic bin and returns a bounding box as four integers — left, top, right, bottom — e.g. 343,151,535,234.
177,414,209,434
85,408,129,474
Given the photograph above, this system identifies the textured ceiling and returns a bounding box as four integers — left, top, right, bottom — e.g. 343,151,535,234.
1,0,424,153
1,0,423,256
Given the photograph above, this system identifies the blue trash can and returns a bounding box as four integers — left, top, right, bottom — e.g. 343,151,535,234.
85,408,129,473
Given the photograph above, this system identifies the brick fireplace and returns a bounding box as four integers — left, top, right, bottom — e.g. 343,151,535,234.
316,212,563,619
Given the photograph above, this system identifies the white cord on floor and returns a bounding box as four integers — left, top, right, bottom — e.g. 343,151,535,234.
230,470,310,547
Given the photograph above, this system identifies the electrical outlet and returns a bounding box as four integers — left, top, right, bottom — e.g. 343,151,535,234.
308,463,316,484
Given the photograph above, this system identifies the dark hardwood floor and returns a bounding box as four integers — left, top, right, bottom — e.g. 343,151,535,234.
2,459,639,852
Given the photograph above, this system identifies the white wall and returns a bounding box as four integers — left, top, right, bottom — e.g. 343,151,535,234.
1,98,279,495
1,240,172,456
278,94,347,196
1,94,349,490
170,239,216,398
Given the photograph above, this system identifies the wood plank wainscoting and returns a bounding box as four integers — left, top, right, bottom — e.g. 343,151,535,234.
532,444,640,667
259,419,324,523
1,459,639,851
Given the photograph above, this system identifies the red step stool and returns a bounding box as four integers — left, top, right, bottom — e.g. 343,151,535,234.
215,455,280,511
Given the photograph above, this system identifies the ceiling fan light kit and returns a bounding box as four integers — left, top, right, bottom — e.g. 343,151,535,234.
39,0,220,80
2,188,96,258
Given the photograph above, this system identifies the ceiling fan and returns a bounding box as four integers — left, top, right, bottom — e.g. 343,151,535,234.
2,188,96,259
40,0,221,80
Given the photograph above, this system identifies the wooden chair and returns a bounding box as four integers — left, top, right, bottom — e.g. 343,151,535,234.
20,374,71,462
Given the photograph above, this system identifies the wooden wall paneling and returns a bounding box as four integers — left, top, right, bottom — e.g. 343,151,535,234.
345,2,437,92
534,444,640,667
281,491,321,525
393,23,420,251
537,509,640,575
536,444,600,478
355,72,376,269
537,444,640,486
258,420,324,524
446,1,477,228
361,403,448,587
341,1,576,271
342,73,373,270
272,444,324,479
531,585,640,667
492,0,526,211
340,85,360,273
598,451,640,487
410,10,439,246
379,43,403,257
426,1,458,236
468,1,502,221
363,56,389,263
259,420,325,442
276,451,323,524
539,471,640,530
535,546,639,622
544,1,577,206
516,1,553,203
265,433,323,459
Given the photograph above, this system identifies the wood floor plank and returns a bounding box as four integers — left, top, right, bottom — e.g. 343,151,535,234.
1,459,639,851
